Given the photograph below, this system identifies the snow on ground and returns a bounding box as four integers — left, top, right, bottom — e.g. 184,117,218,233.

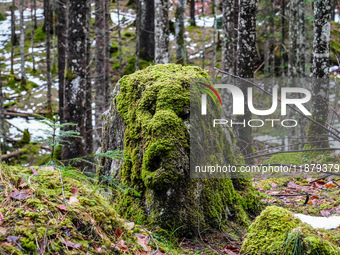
7,117,50,140
295,214,340,230
110,9,135,28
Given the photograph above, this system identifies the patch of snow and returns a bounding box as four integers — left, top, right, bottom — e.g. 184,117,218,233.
295,214,340,230
8,117,49,140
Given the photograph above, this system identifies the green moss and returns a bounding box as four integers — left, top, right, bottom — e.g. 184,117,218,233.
108,64,261,237
241,206,340,254
121,56,152,75
1,163,167,254
0,12,6,21
64,68,77,81
15,129,31,148
34,27,46,42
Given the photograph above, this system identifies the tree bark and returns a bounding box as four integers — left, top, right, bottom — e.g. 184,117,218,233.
57,0,67,124
175,0,186,64
222,0,235,74
288,0,298,78
297,0,305,76
62,0,93,162
0,62,6,154
95,0,108,149
190,0,195,26
117,0,123,76
236,0,258,161
307,0,331,148
19,0,26,83
44,0,52,113
10,0,17,74
280,0,286,76
30,0,36,72
140,0,155,61
212,0,217,80
135,0,140,70
33,0,37,29
264,0,275,76
154,0,169,64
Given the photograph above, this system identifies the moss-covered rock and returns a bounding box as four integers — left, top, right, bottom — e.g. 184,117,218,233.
241,206,340,254
100,64,261,237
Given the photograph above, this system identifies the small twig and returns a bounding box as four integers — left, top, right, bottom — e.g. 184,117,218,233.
309,175,332,184
141,227,159,255
57,167,67,205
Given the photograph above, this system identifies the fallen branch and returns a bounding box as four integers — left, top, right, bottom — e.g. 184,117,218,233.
0,150,25,160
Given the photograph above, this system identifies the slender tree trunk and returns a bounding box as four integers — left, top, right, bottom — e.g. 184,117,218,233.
233,0,238,74
57,0,67,123
236,0,258,161
212,0,217,81
95,0,109,149
33,0,37,29
62,0,92,162
45,0,52,113
222,0,235,74
117,0,123,76
0,63,6,155
190,0,195,26
135,0,141,70
31,0,36,72
175,0,186,64
154,0,169,64
264,0,275,76
104,0,110,92
10,0,16,75
288,0,298,78
297,0,305,76
140,0,155,61
19,0,26,83
280,0,286,76
201,0,205,69
307,0,331,148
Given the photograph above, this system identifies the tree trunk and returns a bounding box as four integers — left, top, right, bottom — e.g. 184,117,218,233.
280,0,286,76
307,0,331,148
62,0,93,162
104,0,110,94
175,0,186,64
30,0,36,72
264,0,275,76
212,0,217,81
19,0,26,83
33,0,37,29
222,0,235,74
236,0,258,162
57,0,67,124
45,0,52,113
154,0,169,64
0,63,6,154
95,0,108,149
288,0,298,78
297,0,305,76
117,0,123,76
135,0,140,70
10,0,16,75
190,0,195,26
201,0,205,69
140,0,155,61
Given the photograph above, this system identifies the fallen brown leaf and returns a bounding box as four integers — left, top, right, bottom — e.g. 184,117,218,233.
9,190,29,201
71,184,79,196
115,227,124,238
57,204,68,211
61,239,82,249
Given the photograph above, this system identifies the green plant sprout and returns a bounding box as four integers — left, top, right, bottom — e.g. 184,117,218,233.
33,114,81,162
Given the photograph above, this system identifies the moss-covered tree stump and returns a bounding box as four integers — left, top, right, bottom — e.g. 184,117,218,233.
100,64,260,236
